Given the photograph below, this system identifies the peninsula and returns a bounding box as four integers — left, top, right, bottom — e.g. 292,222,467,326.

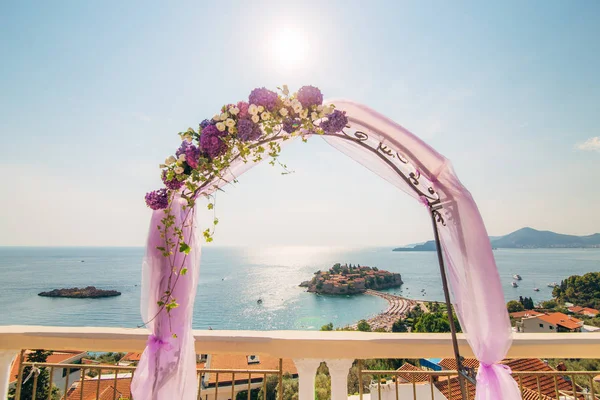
300,263,403,295
38,286,121,298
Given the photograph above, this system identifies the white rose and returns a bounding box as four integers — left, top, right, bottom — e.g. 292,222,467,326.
216,122,226,132
178,154,186,162
225,118,236,128
282,85,289,95
322,106,333,115
261,112,270,120
300,109,308,119
311,112,319,120
174,167,184,174
279,108,289,117
317,105,324,112
229,106,240,115
165,155,177,165
228,126,236,134
220,112,228,121
293,104,302,113
283,99,291,107
291,99,301,108
249,104,259,115
213,114,220,121
257,105,265,113
251,115,260,123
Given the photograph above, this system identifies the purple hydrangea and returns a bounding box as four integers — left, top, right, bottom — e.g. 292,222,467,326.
321,110,348,133
145,188,169,210
237,101,249,119
200,119,212,129
175,141,191,157
200,124,228,158
282,118,301,133
237,118,262,142
162,170,184,190
248,87,278,110
297,85,323,108
185,144,201,169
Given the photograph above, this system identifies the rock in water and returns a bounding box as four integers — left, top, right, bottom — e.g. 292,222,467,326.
38,286,121,298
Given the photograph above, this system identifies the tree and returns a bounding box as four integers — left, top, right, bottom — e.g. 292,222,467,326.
392,319,408,332
553,273,600,309
413,312,461,333
258,375,279,400
320,323,333,331
357,320,371,332
507,300,524,313
278,374,298,400
314,373,331,400
8,351,61,400
541,300,557,309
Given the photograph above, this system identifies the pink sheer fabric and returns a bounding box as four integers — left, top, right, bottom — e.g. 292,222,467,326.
132,195,201,400
134,100,519,399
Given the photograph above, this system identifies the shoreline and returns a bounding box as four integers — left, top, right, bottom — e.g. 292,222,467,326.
349,290,429,331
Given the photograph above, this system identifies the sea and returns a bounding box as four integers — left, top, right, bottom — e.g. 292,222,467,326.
0,247,599,330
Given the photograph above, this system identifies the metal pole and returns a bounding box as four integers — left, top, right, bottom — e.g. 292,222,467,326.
430,211,467,400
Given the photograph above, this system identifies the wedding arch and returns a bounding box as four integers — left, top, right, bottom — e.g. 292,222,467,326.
131,86,520,400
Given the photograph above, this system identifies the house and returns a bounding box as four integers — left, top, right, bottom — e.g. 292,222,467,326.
568,306,599,317
9,350,87,396
67,376,132,400
199,354,297,400
509,310,543,320
117,352,142,366
518,312,583,333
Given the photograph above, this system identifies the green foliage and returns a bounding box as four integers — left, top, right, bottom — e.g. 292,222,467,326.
278,374,299,400
315,373,331,400
507,300,524,313
8,351,61,400
519,296,535,310
413,312,461,333
540,300,557,309
357,320,371,332
87,352,124,364
553,273,600,309
237,388,260,400
391,319,408,332
320,323,333,331
257,375,279,400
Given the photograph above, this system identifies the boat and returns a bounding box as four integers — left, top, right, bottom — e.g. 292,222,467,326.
513,274,522,280
511,282,518,288
547,282,558,288
257,298,263,304
534,288,540,292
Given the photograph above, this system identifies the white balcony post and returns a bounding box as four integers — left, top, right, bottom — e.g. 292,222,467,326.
0,350,18,399
293,358,321,400
326,359,354,400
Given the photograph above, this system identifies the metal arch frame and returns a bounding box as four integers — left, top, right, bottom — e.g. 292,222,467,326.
326,128,472,398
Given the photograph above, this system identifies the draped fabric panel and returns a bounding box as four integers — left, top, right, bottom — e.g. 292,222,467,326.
133,100,519,400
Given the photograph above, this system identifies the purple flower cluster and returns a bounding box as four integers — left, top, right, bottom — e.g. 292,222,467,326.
200,119,212,129
321,110,348,134
145,188,169,210
185,144,201,169
200,124,228,158
248,87,278,110
175,141,191,157
162,170,184,190
237,101,249,119
237,119,262,142
283,118,301,133
297,86,323,108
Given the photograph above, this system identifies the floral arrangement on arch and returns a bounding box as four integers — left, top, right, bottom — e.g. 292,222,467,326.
143,85,347,325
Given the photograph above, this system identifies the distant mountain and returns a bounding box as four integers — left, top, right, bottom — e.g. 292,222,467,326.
393,227,600,251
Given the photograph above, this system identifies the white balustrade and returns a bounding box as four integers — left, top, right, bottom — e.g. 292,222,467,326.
293,358,321,400
325,359,354,400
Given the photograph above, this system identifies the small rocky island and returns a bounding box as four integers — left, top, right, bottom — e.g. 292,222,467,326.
38,286,121,298
300,263,403,295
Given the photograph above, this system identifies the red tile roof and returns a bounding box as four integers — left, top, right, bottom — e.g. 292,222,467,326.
434,376,476,399
67,377,132,400
537,312,583,330
396,363,430,383
203,355,296,385
510,310,543,319
119,352,142,362
9,351,86,384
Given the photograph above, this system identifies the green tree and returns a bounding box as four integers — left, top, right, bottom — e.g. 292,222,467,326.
392,319,408,332
8,351,61,400
541,300,557,309
553,273,600,309
237,388,260,400
507,300,524,313
314,373,331,400
258,375,279,400
357,320,371,332
413,312,460,333
278,374,299,400
320,323,333,331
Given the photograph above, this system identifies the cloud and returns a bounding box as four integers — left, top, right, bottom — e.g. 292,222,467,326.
576,137,600,152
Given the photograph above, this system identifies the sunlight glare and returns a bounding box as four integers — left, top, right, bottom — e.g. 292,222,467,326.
271,28,309,69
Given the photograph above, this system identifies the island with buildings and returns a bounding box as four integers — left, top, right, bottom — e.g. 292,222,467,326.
300,263,403,295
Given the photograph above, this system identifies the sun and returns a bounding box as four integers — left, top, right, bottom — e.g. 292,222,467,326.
270,28,309,69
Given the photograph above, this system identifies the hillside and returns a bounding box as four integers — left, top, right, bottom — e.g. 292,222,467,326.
393,227,600,251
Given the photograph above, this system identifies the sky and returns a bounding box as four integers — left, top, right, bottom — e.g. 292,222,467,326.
0,1,599,247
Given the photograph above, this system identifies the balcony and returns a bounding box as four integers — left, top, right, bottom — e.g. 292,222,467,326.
1,326,600,400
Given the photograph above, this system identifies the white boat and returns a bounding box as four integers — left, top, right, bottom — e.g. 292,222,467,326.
534,288,540,292
513,274,522,280
511,282,518,288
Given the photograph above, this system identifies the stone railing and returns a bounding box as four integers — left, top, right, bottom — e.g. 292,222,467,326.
2,326,600,400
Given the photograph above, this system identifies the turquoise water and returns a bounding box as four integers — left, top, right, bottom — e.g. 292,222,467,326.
0,247,598,330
